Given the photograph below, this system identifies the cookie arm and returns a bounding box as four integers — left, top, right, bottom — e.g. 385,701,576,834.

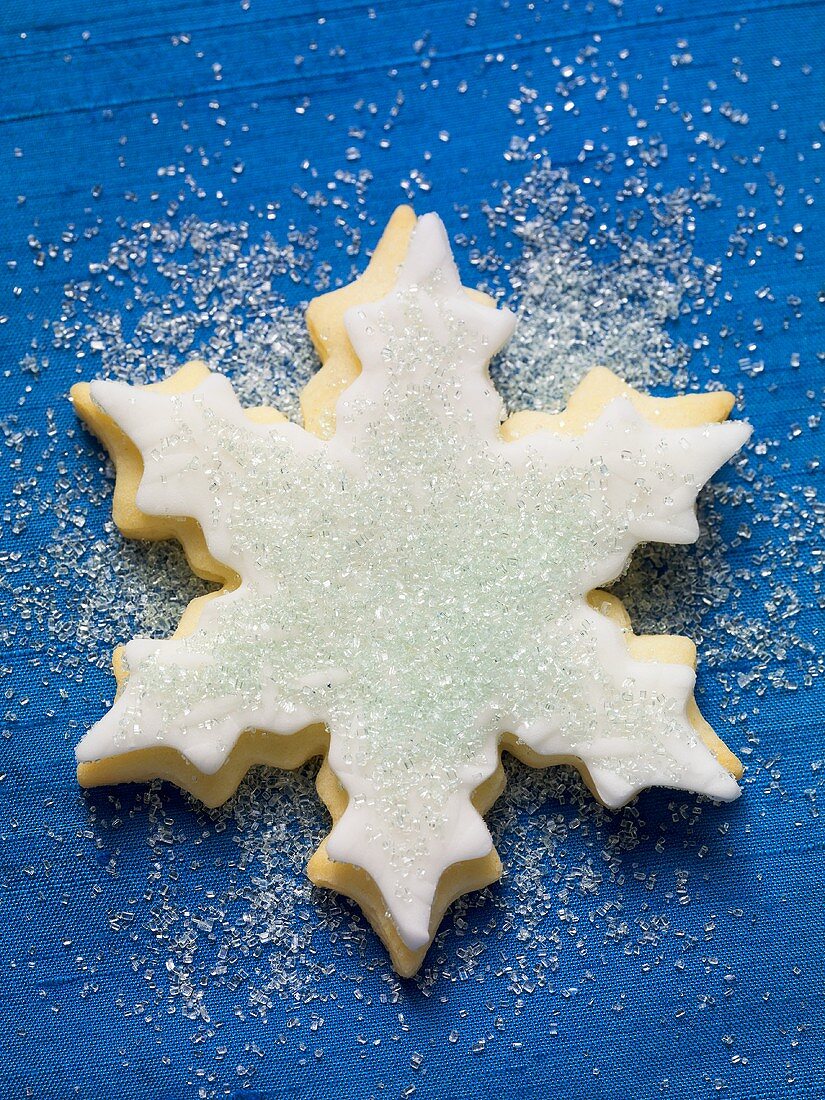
502,372,747,791
71,360,287,585
501,365,737,439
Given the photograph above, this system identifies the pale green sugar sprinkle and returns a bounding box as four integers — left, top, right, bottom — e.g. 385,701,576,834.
118,381,667,784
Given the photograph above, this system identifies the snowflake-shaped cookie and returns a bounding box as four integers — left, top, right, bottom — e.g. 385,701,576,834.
73,207,750,974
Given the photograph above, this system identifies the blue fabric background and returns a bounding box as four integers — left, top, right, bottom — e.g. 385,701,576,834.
1,0,823,1097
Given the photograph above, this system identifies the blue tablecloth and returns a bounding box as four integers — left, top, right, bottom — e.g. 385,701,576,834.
1,1,823,1097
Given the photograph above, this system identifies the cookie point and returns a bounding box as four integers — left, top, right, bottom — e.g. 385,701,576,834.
387,203,416,226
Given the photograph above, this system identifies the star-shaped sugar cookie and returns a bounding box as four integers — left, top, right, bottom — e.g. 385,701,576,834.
72,207,749,975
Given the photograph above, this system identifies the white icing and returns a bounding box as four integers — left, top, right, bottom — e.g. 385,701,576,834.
77,213,751,950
